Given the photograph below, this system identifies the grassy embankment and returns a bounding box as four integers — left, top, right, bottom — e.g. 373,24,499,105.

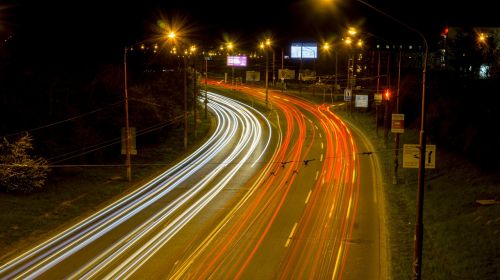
331,105,499,280
0,116,212,262
212,84,500,279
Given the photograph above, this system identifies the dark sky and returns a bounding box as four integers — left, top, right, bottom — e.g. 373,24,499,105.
1,0,497,62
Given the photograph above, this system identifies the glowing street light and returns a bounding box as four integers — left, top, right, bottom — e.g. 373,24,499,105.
260,38,272,106
166,30,189,149
227,41,235,86
353,1,429,278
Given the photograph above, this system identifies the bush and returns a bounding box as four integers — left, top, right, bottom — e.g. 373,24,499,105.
0,133,50,193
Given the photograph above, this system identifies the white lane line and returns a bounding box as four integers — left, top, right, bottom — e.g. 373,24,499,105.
285,222,298,248
315,171,319,181
305,190,312,204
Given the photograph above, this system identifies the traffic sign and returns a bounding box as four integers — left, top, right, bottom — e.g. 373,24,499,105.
374,93,383,105
355,95,368,108
403,144,436,169
344,88,352,101
391,114,405,133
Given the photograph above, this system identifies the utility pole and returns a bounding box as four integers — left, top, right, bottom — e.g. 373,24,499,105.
376,51,381,136
265,48,269,106
123,47,132,182
183,55,188,149
393,49,402,185
353,2,429,278
384,53,391,144
193,61,197,138
272,49,276,86
204,55,208,119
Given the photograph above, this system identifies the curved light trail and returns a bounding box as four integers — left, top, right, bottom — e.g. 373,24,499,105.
166,82,362,279
1,82,376,279
0,92,275,279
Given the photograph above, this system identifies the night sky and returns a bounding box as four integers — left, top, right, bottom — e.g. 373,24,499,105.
1,0,497,63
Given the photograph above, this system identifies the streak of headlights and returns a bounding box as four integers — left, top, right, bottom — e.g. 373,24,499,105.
0,92,272,279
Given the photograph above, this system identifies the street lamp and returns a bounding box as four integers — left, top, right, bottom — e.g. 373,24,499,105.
354,1,429,278
227,42,234,87
166,30,188,150
123,47,132,182
321,42,339,101
204,51,210,119
260,39,271,107
190,45,198,138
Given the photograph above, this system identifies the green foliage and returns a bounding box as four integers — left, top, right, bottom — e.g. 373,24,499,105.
0,133,50,193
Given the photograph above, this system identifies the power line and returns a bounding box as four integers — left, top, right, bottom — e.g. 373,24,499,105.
1,100,124,138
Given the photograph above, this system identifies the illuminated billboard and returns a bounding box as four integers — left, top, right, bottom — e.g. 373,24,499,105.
291,42,317,59
227,55,248,67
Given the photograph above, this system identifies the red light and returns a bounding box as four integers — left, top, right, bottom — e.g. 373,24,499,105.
441,27,449,37
384,89,391,100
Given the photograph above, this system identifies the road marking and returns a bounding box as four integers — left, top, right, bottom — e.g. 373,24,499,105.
346,197,353,219
319,133,323,138
320,154,324,162
305,190,312,204
321,142,324,149
315,170,319,181
285,222,298,247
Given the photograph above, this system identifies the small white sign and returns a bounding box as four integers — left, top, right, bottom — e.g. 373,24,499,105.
344,88,352,101
355,95,368,108
403,144,436,169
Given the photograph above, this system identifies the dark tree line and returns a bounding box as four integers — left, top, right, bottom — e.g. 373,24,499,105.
0,37,195,192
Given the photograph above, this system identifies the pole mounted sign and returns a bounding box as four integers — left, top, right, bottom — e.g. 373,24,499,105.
344,88,352,101
403,144,436,169
391,113,405,133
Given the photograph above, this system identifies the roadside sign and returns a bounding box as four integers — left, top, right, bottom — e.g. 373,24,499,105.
403,144,436,169
355,95,368,108
344,88,352,101
391,114,405,133
374,93,383,105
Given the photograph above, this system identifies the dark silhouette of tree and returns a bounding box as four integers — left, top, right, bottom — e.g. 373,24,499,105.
0,133,50,193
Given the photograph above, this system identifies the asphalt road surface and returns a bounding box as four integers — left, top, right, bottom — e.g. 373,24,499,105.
0,85,387,279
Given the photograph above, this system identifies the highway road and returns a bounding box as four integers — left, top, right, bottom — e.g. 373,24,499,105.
161,84,387,279
0,92,277,279
0,84,386,279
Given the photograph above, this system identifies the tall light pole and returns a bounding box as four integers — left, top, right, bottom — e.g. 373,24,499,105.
190,45,198,139
123,47,132,182
204,52,209,119
260,39,272,107
355,1,429,278
167,31,188,150
227,42,234,87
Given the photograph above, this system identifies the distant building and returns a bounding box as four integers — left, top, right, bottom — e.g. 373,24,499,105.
438,27,500,79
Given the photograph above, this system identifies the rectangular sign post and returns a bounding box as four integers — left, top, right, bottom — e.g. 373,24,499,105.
374,93,383,105
391,113,405,133
355,95,368,108
403,144,436,169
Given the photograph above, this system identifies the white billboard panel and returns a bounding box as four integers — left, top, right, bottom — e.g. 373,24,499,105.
291,42,317,59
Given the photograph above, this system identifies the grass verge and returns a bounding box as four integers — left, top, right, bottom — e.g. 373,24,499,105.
332,107,499,280
0,115,212,262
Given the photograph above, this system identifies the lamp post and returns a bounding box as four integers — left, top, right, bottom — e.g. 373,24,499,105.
190,45,198,139
204,52,209,119
260,39,271,107
167,31,188,150
355,1,429,278
123,47,132,182
322,42,338,102
227,42,234,87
